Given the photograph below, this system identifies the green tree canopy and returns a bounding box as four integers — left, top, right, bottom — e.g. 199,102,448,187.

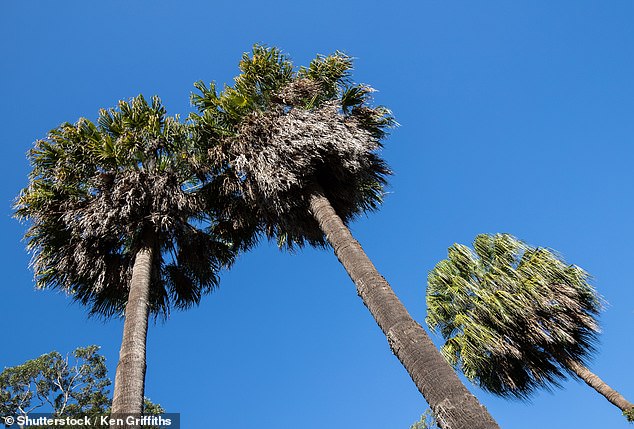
0,346,164,428
0,346,109,419
410,409,440,429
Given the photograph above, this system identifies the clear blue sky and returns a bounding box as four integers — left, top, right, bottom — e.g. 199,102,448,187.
2,1,633,428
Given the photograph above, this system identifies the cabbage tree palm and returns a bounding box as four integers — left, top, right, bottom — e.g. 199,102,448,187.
191,46,499,429
15,96,236,426
427,233,634,421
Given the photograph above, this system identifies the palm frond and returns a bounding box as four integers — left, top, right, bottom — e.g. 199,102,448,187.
426,233,602,399
191,44,395,249
16,95,242,318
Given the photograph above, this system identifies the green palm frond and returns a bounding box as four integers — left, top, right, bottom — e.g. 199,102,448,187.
426,233,602,399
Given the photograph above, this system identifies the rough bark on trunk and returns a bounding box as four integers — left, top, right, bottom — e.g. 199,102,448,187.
567,359,634,416
111,238,154,429
308,190,499,429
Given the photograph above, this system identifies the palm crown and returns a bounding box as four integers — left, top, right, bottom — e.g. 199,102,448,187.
190,45,395,248
15,95,233,318
426,233,602,398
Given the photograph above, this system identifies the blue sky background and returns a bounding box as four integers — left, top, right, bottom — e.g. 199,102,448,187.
2,1,633,428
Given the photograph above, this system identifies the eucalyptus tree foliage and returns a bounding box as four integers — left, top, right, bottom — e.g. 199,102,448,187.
0,346,164,429
15,95,236,423
427,233,633,420
190,45,500,429
410,409,440,429
0,346,110,420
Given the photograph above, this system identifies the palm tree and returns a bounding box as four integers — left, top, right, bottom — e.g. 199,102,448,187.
190,45,500,429
15,95,237,427
426,233,634,421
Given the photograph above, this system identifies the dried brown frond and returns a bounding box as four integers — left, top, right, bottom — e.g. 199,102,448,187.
273,78,323,106
211,100,388,247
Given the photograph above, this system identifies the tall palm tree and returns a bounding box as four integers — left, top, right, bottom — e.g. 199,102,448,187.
426,233,634,421
15,95,237,427
190,45,500,429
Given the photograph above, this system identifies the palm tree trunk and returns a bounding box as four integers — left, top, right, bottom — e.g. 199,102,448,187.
308,190,499,429
566,359,634,417
111,238,154,428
